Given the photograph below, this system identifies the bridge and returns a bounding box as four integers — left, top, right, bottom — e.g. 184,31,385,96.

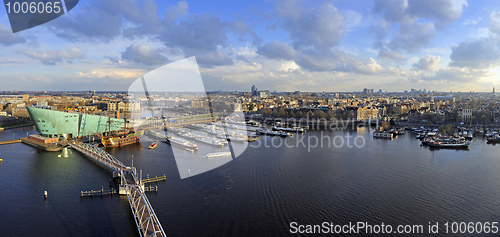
70,143,167,237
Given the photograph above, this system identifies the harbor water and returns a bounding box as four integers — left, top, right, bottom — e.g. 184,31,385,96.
1,126,500,236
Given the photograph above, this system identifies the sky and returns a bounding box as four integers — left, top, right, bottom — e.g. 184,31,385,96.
0,0,499,92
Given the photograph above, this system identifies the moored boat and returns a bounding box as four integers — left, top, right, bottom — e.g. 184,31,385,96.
373,132,393,139
165,136,198,151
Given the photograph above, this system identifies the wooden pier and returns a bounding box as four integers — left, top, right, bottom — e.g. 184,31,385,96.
141,175,166,184
81,186,158,197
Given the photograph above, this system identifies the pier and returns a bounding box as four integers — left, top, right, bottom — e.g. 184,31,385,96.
0,139,21,145
70,143,166,237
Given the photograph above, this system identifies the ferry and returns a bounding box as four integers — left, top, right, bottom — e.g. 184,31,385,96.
373,132,393,139
165,137,198,151
206,151,232,158
148,142,158,149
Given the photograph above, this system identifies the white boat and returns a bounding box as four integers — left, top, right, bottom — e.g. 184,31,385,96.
373,132,393,139
195,137,224,147
165,136,198,151
206,151,232,158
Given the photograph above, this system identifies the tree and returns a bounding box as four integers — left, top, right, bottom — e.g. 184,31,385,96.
278,107,287,118
314,110,326,119
327,110,334,120
262,108,272,117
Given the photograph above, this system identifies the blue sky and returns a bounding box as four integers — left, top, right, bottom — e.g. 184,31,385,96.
0,0,499,92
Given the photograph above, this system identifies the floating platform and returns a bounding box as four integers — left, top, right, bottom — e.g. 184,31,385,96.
20,137,62,151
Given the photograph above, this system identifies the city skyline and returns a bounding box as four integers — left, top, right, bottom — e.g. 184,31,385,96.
0,0,500,92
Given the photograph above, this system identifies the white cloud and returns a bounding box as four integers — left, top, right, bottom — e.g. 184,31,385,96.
19,47,84,65
413,54,441,71
463,17,482,25
122,42,169,65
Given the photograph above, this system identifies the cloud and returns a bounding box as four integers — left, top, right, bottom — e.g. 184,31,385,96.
412,54,441,71
19,47,84,65
388,22,436,53
463,18,482,25
163,1,189,25
257,41,297,60
372,0,467,28
378,47,407,60
0,23,27,46
272,0,346,50
122,42,169,65
449,37,500,69
420,67,489,83
489,11,500,35
46,3,124,42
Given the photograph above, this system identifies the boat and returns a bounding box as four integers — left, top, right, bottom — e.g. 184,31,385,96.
373,132,393,139
195,137,224,147
206,151,232,158
145,130,168,140
101,130,143,148
467,131,473,140
279,131,293,137
272,126,305,132
428,140,469,149
256,129,281,136
487,135,500,143
165,136,198,151
100,112,144,148
149,142,158,149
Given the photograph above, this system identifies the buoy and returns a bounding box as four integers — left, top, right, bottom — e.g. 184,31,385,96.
0,158,3,162
44,191,48,199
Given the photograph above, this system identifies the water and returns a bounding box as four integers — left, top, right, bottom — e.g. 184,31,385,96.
1,126,500,236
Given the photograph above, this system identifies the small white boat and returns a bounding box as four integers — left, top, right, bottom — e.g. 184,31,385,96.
206,151,232,158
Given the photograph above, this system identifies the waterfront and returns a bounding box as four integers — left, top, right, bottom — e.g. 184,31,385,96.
2,126,500,236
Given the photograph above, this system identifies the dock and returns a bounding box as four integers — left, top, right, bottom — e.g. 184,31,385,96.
70,143,166,237
0,139,21,145
21,137,62,151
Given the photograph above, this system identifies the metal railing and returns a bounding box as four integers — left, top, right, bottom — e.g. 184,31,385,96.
123,177,166,237
70,143,127,171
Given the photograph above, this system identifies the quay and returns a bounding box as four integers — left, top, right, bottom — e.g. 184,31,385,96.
70,143,166,237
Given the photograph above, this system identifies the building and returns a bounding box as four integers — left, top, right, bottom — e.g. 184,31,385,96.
357,107,378,121
458,109,472,122
259,90,271,98
251,85,259,97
